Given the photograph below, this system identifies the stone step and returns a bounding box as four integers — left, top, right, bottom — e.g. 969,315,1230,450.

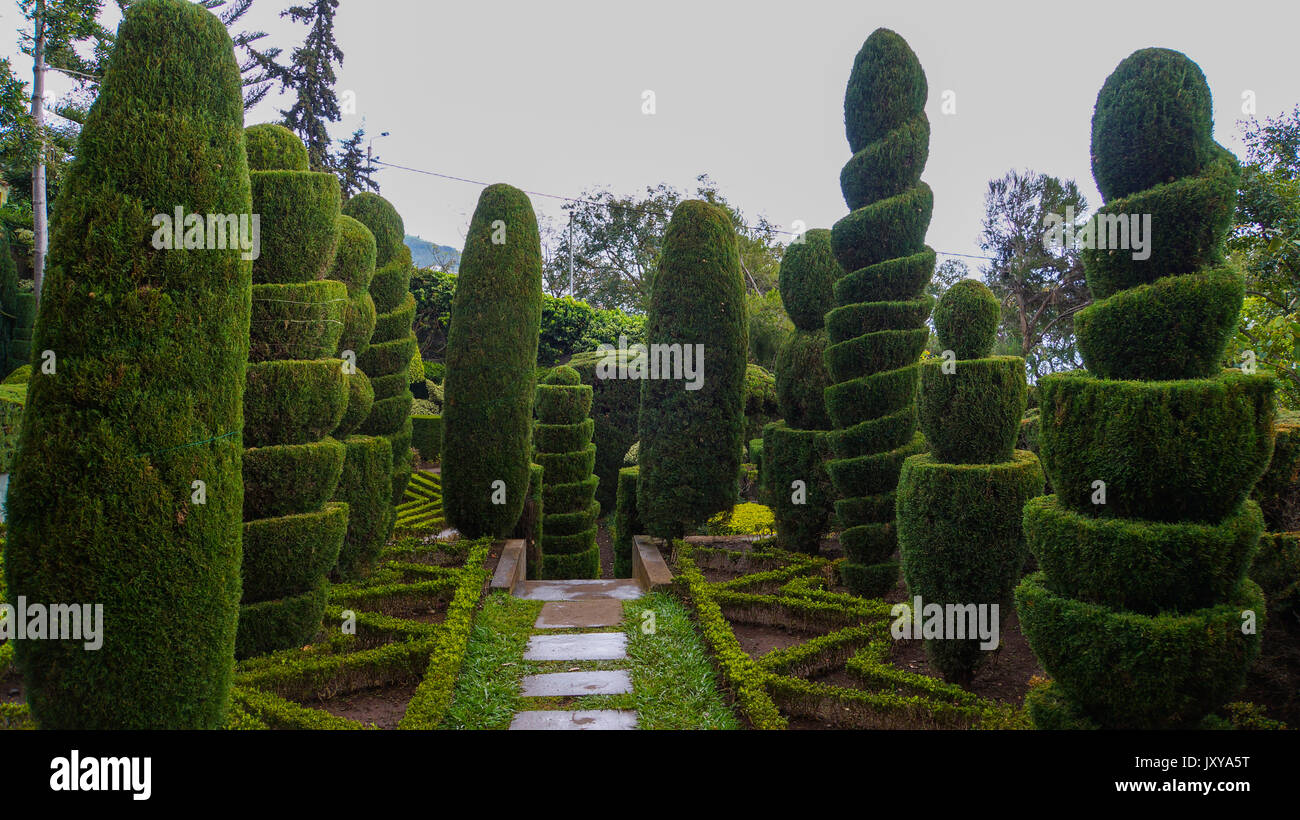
524,633,627,661
509,710,638,730
520,670,632,697
514,579,643,601
535,599,624,629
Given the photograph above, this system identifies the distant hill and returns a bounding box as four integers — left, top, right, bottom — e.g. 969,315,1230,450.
404,235,460,272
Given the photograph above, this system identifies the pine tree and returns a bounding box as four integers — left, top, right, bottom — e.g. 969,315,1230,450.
278,0,342,172
334,126,379,200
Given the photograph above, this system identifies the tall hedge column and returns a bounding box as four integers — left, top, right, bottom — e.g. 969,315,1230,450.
638,201,747,540
442,184,544,537
897,280,1043,685
1015,48,1274,728
534,366,600,577
238,123,349,657
343,193,418,509
3,0,251,727
762,229,837,553
825,29,934,596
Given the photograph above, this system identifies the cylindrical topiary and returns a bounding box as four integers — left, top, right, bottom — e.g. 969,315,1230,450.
442,183,544,537
238,123,349,656
826,29,935,596
763,228,837,553
3,0,251,728
898,280,1043,684
1016,48,1273,729
533,366,600,578
567,347,644,511
638,200,748,539
614,465,641,578
332,434,393,579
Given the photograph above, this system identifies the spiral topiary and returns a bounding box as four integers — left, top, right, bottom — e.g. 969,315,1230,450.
4,0,251,727
762,229,837,553
533,365,600,578
238,123,349,657
638,200,748,539
898,280,1043,684
1016,48,1273,729
442,183,543,538
825,28,935,596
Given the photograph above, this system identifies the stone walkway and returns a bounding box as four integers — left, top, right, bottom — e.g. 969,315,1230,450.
508,581,642,731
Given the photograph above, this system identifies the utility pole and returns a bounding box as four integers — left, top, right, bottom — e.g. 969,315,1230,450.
31,0,47,309
365,130,389,192
567,210,574,299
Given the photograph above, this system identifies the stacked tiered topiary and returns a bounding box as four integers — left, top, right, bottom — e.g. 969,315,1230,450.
1015,48,1275,728
825,29,935,596
762,229,837,553
534,366,600,578
442,184,543,538
327,208,393,578
5,0,251,726
238,123,349,657
343,193,418,508
898,280,1043,685
638,200,747,540
1250,417,1299,621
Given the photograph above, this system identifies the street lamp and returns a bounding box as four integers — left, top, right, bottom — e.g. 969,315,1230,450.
366,130,390,191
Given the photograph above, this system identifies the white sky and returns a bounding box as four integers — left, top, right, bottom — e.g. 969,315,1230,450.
6,0,1299,265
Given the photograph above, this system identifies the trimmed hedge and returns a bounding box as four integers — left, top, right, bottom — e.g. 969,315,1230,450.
332,434,394,579
411,414,443,463
4,0,250,728
249,280,347,362
242,437,345,520
235,582,329,660
341,192,406,268
918,356,1026,464
369,261,413,316
1038,371,1274,523
1253,419,1300,531
0,383,25,474
614,466,640,578
339,290,377,358
933,278,998,360
329,214,377,292
244,359,349,447
241,503,348,603
334,370,374,439
245,122,309,171
566,348,642,510
779,228,839,331
639,200,748,539
442,184,544,538
250,169,341,284
825,29,934,597
761,422,833,553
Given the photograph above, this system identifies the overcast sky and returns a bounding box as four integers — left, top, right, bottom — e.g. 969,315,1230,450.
6,0,1299,267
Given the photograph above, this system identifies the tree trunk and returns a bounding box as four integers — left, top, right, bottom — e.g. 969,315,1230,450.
31,0,47,309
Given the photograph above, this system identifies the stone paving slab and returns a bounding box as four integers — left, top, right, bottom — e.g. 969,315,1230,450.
524,632,627,661
535,599,624,629
509,710,638,730
514,580,643,601
520,670,633,697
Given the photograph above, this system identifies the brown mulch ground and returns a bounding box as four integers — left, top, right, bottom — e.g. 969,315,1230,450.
314,682,421,729
596,518,615,579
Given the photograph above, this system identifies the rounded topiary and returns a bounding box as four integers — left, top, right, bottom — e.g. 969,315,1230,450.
442,184,543,538
245,122,310,172
330,214,378,292
4,0,250,728
774,329,832,431
334,369,375,438
933,278,998,360
827,28,935,595
761,422,834,553
638,200,748,539
779,229,839,331
1017,47,1272,729
534,369,600,578
342,191,405,267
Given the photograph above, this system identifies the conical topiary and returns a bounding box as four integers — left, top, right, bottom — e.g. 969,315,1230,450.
762,229,837,553
638,200,748,539
534,366,600,578
898,279,1044,685
1015,48,1274,729
825,28,935,596
442,183,543,538
3,0,251,727
238,123,349,657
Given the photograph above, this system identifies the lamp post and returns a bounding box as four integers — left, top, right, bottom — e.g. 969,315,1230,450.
366,130,390,191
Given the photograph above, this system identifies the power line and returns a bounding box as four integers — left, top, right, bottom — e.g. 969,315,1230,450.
371,158,997,261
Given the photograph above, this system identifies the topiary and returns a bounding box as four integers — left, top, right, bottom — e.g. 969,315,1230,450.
442,184,543,538
1017,47,1271,729
238,123,348,656
533,365,600,578
613,466,640,578
566,347,643,510
764,228,838,553
826,29,935,596
638,200,748,539
342,192,405,267
245,122,310,172
0,227,17,371
899,281,1043,684
4,0,250,727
